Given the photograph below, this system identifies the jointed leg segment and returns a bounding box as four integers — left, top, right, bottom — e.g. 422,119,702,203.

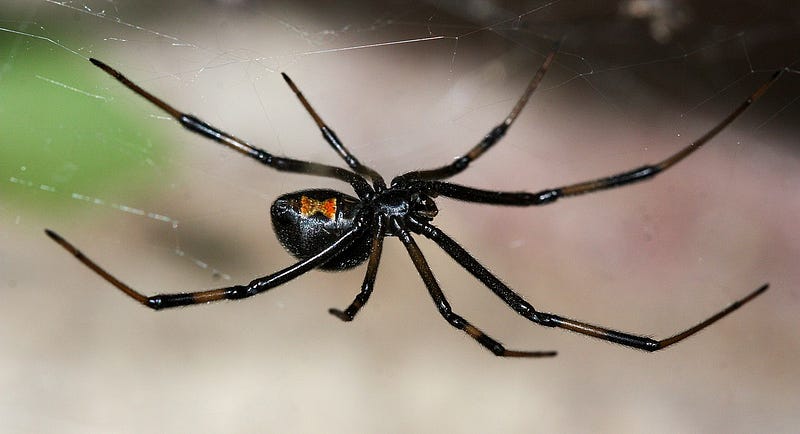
394,219,557,357
45,51,773,358
281,73,386,191
393,49,558,185
417,69,784,206
89,58,373,198
407,217,768,352
45,220,367,310
329,215,387,321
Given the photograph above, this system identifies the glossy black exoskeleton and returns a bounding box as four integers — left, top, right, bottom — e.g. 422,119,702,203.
46,52,775,357
270,188,438,270
271,189,369,270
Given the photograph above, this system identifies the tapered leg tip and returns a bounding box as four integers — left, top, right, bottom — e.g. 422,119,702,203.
44,228,60,241
328,308,353,322
503,350,558,358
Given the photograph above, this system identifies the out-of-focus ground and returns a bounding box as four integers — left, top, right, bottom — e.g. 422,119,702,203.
1,1,799,433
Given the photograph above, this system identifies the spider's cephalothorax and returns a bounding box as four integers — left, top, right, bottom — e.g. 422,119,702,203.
46,51,779,357
367,186,440,232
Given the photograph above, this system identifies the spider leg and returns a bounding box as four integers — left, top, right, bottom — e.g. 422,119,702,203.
393,218,556,357
392,46,558,185
419,69,784,206
88,58,373,198
329,215,387,321
45,221,367,310
407,216,769,352
281,73,386,191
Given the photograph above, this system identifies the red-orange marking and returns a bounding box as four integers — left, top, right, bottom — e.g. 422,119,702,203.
300,196,337,219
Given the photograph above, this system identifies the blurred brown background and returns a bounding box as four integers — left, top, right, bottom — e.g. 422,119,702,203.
1,1,799,432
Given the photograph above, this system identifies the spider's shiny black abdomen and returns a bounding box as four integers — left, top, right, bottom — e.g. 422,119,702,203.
271,189,371,270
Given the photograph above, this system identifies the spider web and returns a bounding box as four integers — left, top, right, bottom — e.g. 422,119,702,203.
3,0,797,282
1,1,799,432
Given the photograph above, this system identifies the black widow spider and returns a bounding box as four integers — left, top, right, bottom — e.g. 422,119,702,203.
47,50,779,357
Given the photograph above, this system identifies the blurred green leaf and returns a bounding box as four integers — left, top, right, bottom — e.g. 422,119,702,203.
0,42,169,216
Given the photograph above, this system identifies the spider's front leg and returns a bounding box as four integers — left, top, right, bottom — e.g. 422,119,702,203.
45,221,367,309
407,217,769,352
281,73,386,190
420,69,784,207
393,47,558,184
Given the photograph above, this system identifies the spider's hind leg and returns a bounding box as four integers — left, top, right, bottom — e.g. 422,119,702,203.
46,222,368,310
